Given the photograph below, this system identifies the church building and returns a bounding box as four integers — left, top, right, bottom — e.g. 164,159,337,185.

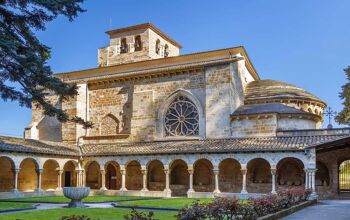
1,23,350,199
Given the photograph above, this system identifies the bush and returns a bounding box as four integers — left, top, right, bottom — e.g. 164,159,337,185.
175,187,311,220
60,216,98,220
123,208,158,220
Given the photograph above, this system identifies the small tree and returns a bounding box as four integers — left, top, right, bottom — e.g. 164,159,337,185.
336,66,350,126
0,0,91,128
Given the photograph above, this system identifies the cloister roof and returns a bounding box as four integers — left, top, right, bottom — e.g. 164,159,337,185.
1,133,349,157
0,136,78,156
232,103,316,116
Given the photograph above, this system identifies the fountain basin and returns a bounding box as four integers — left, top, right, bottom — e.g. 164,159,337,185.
63,187,90,208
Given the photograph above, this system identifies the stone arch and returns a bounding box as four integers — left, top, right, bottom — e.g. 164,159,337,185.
247,158,271,193
277,157,304,189
100,113,120,136
105,161,121,190
134,35,142,51
120,38,128,53
42,159,59,191
339,159,350,192
170,159,189,196
85,161,101,189
0,156,15,192
193,159,214,192
18,158,39,192
125,160,142,190
219,158,242,193
147,160,165,191
158,89,205,138
316,161,330,187
63,160,77,187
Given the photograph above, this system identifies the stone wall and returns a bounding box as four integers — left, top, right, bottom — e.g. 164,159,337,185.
232,116,277,138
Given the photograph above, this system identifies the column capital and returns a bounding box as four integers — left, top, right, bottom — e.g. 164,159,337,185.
240,168,247,175
270,168,277,175
141,169,147,175
187,168,194,175
213,169,220,175
13,168,20,174
36,169,43,174
163,168,170,175
57,169,64,174
100,169,106,175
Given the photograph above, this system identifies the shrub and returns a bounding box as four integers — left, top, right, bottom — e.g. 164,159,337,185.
60,216,98,220
123,208,158,220
176,201,207,220
206,197,240,220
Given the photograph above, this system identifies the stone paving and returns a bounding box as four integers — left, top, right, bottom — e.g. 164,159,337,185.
283,200,350,220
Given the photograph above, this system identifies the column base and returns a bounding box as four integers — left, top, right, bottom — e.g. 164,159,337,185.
100,187,107,191
187,189,194,198
35,189,44,193
120,188,128,192
12,189,19,193
163,189,172,197
309,192,318,200
141,188,149,192
240,189,248,194
213,189,221,194
56,187,62,191
271,190,277,194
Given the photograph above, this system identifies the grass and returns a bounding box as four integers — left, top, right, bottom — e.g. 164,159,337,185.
0,208,178,220
0,195,147,203
0,202,33,211
117,198,214,209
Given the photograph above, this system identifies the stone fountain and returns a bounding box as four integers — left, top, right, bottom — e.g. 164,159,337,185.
63,187,90,208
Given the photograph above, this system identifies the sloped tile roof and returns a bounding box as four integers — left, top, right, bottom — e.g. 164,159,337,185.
81,134,350,156
0,136,78,156
1,133,349,157
231,103,315,116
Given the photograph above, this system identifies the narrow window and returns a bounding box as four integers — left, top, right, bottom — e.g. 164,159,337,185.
120,38,128,53
164,44,169,57
134,35,142,51
155,39,160,54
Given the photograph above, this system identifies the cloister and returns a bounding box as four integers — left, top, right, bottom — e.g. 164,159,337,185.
0,152,319,198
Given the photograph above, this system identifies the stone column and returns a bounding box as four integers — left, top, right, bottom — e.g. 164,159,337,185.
120,166,127,191
56,170,63,190
163,166,171,197
13,169,20,193
271,168,277,194
311,169,317,193
240,167,248,194
304,169,309,189
36,169,43,192
187,166,194,197
100,169,107,191
141,168,148,192
308,170,312,189
213,168,220,194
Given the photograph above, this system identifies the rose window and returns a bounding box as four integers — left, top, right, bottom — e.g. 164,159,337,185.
164,96,199,136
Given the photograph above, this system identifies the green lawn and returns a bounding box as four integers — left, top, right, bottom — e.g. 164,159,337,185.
0,195,146,203
117,198,213,209
0,202,33,211
0,208,177,220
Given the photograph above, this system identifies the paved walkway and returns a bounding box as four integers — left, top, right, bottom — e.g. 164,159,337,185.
284,200,350,220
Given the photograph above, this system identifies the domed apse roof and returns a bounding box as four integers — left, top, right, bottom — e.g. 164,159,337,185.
232,103,317,117
245,80,325,106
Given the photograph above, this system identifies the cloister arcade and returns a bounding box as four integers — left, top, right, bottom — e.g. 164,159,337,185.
0,152,319,198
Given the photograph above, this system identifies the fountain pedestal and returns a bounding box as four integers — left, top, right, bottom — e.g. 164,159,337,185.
63,187,90,208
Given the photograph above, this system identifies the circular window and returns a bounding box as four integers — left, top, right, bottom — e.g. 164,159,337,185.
164,96,199,136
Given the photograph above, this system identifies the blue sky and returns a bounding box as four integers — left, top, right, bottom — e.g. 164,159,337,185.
1,0,349,137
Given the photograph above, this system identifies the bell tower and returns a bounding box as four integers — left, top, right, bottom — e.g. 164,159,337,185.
98,23,182,67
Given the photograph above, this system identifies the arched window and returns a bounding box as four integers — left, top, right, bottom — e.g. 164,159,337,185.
120,38,128,53
155,39,160,54
164,44,169,57
134,35,142,51
164,96,199,136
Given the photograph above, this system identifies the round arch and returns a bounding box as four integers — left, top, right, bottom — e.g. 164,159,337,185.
339,159,350,192
85,161,101,189
125,160,142,190
42,159,59,191
0,156,15,192
147,160,165,191
104,161,121,190
169,159,189,196
193,158,214,192
276,157,305,189
18,158,39,192
219,158,242,193
62,160,77,187
247,158,271,193
316,161,330,187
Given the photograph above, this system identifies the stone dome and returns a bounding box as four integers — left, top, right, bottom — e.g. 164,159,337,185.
245,80,326,106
